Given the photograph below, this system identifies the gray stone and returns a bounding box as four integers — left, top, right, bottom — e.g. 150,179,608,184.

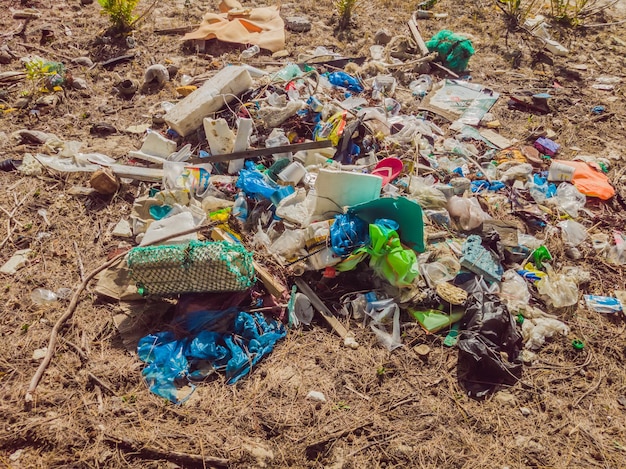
72,56,93,67
374,29,392,45
285,16,311,32
72,77,88,90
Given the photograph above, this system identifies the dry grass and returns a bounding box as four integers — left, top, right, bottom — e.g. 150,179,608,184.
1,0,626,467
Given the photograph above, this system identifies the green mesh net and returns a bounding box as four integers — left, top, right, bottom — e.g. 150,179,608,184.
127,241,254,296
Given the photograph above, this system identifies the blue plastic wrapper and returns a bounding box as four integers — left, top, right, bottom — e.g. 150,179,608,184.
329,213,370,257
584,294,622,313
471,180,505,193
236,163,279,200
137,310,286,403
327,71,364,93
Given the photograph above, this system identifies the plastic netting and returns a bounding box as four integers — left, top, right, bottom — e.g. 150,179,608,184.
127,241,254,296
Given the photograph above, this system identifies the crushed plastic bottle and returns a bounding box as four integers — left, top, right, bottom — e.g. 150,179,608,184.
31,288,58,305
409,75,433,97
232,192,248,222
239,44,260,60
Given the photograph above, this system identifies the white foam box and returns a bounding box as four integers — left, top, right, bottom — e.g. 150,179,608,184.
164,66,253,137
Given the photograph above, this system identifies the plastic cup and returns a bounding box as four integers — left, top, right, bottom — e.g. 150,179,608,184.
277,161,306,184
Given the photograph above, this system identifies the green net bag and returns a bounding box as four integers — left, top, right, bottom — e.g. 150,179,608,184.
127,241,254,296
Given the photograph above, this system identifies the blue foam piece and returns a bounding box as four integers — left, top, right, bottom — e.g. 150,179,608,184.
459,235,503,282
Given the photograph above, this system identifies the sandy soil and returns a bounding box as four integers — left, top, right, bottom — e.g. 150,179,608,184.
1,0,626,467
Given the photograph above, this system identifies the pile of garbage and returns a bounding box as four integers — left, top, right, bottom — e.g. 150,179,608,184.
2,8,624,403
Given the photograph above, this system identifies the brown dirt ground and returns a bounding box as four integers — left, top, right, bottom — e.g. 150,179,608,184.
1,0,626,467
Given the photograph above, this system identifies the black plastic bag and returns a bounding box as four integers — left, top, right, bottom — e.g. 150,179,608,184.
457,292,522,398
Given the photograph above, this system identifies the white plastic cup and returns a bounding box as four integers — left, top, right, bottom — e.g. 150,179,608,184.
277,161,306,185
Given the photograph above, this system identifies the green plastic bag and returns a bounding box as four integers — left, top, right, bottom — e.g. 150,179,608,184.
337,219,419,288
426,30,475,72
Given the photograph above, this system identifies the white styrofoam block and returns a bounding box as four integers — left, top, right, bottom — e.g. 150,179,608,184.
228,118,253,174
129,131,177,164
203,118,235,156
164,66,253,137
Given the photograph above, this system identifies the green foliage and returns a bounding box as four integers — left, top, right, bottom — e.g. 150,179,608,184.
24,58,65,85
550,0,589,25
496,0,539,26
98,0,140,32
336,0,359,30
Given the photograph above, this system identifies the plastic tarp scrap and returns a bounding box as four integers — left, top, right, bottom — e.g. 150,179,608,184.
182,0,285,53
137,310,286,403
457,293,523,399
550,159,615,200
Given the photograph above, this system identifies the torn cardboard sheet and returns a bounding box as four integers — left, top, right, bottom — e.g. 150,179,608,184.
183,0,285,53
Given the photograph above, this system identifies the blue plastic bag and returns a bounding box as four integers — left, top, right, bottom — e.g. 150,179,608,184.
236,163,279,200
137,310,287,403
327,72,364,93
329,213,370,257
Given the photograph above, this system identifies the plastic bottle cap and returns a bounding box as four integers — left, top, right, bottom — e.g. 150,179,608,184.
572,339,584,350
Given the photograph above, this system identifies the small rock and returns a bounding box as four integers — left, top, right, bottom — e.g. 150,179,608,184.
494,391,517,407
144,64,170,86
617,396,626,407
414,344,431,357
90,168,120,195
285,16,311,32
343,335,359,349
14,97,31,109
17,153,43,176
374,29,392,45
9,449,24,462
90,123,117,136
72,56,94,67
32,348,47,360
272,50,290,59
0,249,32,275
0,50,13,64
520,406,532,416
36,94,61,107
306,391,327,402
125,124,150,134
112,219,132,238
72,77,88,90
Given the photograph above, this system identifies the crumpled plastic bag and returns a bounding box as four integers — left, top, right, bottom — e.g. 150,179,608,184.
329,213,370,257
521,317,569,350
554,182,586,218
137,310,286,403
365,219,419,287
536,264,579,308
447,196,491,231
364,297,402,351
236,164,279,200
457,292,523,398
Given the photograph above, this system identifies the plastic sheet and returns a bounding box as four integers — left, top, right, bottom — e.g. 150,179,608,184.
457,293,522,398
364,297,402,351
137,310,286,403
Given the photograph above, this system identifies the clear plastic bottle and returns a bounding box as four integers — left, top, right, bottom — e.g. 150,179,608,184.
232,192,248,222
239,45,260,60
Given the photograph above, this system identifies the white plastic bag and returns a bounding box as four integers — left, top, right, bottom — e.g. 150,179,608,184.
536,264,579,308
521,317,570,350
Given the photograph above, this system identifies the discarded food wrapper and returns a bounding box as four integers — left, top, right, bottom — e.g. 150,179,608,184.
584,295,622,314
